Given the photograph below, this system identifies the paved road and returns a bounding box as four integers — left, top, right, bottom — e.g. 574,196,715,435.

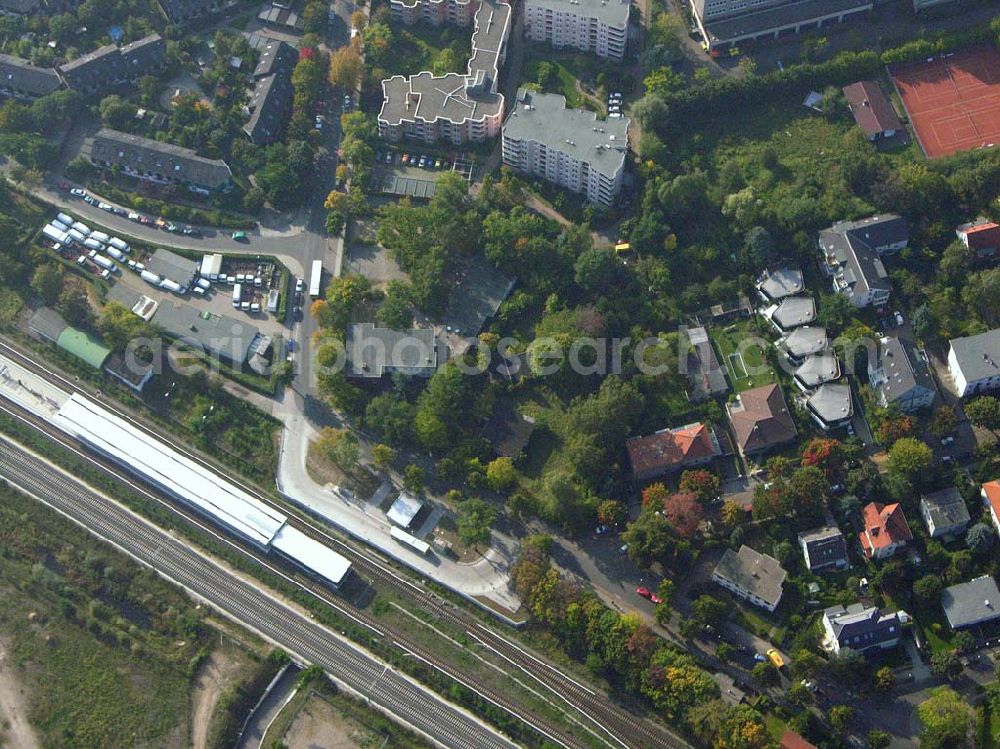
0,434,519,749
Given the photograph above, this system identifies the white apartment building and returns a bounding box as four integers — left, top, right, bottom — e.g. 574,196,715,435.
501,88,629,207
947,329,1000,397
390,0,476,27
523,0,629,61
379,0,511,144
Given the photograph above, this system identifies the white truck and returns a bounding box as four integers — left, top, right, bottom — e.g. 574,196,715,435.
92,255,116,272
140,270,162,285
83,237,105,252
232,283,242,307
89,231,111,244
160,279,185,294
71,221,91,236
309,259,322,297
106,247,126,262
56,212,73,226
108,237,130,253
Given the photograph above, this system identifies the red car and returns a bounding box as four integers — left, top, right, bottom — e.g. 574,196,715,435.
636,586,663,604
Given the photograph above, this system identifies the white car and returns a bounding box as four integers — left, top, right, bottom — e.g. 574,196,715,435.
295,278,304,292
98,202,113,212
128,212,140,221
70,187,86,197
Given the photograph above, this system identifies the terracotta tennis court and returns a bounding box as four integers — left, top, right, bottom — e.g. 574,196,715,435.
891,46,1000,159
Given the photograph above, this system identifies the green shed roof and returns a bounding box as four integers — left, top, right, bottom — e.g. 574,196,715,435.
56,327,111,369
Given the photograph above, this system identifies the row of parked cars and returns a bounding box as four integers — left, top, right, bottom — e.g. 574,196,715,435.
380,151,450,170
65,186,202,236
607,91,624,119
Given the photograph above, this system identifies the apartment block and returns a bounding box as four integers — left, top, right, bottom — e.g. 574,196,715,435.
523,0,629,61
501,88,628,206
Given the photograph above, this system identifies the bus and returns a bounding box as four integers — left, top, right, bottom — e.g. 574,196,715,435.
309,259,322,298
390,526,431,555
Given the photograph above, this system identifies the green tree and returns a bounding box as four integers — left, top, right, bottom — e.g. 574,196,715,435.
31,263,62,304
457,498,497,549
965,396,1000,432
913,574,943,605
929,650,963,681
829,705,853,732
98,94,136,129
872,665,895,692
56,285,92,326
371,443,396,470
691,595,727,629
678,469,721,504
917,686,970,749
928,406,957,440
818,292,853,332
886,437,933,483
485,457,517,491
621,503,670,567
867,729,891,749
403,464,425,493
966,522,994,556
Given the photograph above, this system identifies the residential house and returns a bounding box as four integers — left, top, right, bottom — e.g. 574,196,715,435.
869,336,936,412
57,33,164,94
755,266,803,303
681,325,729,401
859,502,912,560
843,80,903,141
798,526,849,572
982,480,1000,538
0,52,62,98
726,383,797,458
765,296,815,334
253,39,297,79
345,323,439,379
957,219,1000,263
819,214,907,308
85,128,233,191
523,0,629,61
157,0,215,23
780,731,819,749
920,487,970,539
0,0,41,14
822,603,903,654
947,328,1000,397
779,326,828,366
941,576,1000,630
806,382,853,431
712,545,787,612
626,422,722,483
243,73,293,145
793,352,840,392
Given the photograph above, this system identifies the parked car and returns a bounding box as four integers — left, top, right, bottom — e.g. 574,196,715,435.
385,152,393,164
83,194,96,204
70,187,86,197
138,215,154,225
127,211,140,221
636,586,652,599
181,226,200,236
435,158,442,169
165,223,180,233
402,153,410,164
295,278,304,293
112,206,127,216
231,230,248,241
98,201,113,212
418,155,426,167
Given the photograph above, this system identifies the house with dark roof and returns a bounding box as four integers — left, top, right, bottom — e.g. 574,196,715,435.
919,487,970,539
755,266,803,303
859,502,912,560
57,34,164,94
843,80,904,141
86,128,232,191
793,352,840,392
682,325,729,401
0,52,62,98
779,326,828,366
869,336,936,412
726,383,797,458
798,526,849,572
157,0,216,23
957,219,1000,263
982,480,1000,538
806,382,853,431
626,422,722,482
942,576,1000,630
947,328,1000,397
480,402,536,459
822,603,903,654
104,352,155,393
712,545,787,612
243,73,293,145
819,215,906,308
28,306,68,343
253,39,297,79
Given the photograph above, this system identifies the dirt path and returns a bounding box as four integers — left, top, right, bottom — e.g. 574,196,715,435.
190,649,248,749
0,639,42,749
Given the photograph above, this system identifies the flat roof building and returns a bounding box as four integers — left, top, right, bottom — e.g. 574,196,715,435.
387,492,424,528
806,382,853,431
502,88,629,206
523,0,629,60
793,352,840,392
766,296,815,333
147,248,198,288
756,266,804,303
379,0,511,144
86,128,232,191
345,323,439,379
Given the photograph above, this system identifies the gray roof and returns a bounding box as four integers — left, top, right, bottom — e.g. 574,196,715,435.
781,326,828,358
871,336,935,406
820,228,891,302
772,296,815,330
346,323,439,378
87,128,232,189
807,382,853,425
920,487,970,532
253,39,297,79
0,0,41,12
683,325,728,399
504,89,630,179
823,603,901,650
243,73,293,145
151,299,261,365
120,34,165,72
146,248,198,287
379,0,509,129
714,545,786,608
949,329,1000,385
942,576,1000,629
798,526,848,571
28,306,68,342
832,214,909,253
702,0,872,44
756,266,803,301
57,35,164,93
156,0,209,21
525,0,629,27
0,52,62,97
794,352,840,389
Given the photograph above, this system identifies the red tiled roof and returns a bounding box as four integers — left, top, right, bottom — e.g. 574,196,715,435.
983,480,1000,520
627,423,719,477
728,384,797,454
780,730,819,749
843,80,904,137
859,502,912,557
961,222,1000,253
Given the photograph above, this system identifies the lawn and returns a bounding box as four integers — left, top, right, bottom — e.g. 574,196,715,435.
522,50,605,112
710,321,777,392
764,712,788,742
385,23,471,78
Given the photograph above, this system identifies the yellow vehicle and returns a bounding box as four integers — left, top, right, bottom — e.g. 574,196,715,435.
766,648,784,669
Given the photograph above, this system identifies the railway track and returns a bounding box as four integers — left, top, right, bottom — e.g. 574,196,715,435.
0,339,688,749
